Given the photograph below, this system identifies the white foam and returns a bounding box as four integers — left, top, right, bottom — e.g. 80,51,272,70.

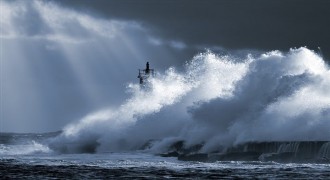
0,141,51,156
52,47,330,153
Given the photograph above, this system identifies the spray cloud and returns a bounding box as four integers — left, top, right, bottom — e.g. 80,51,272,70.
51,47,330,153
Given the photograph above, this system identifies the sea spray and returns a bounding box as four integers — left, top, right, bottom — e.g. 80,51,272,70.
186,48,330,152
0,141,51,156
50,47,330,154
50,50,247,153
50,68,197,152
318,142,330,159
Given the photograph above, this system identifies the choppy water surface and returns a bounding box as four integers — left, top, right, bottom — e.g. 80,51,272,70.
1,152,330,179
1,133,330,179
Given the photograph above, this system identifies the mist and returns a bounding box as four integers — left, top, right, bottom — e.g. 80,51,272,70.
50,47,330,153
1,0,189,132
1,1,329,154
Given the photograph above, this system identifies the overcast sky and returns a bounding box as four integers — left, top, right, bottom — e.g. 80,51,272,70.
57,0,330,60
1,0,329,133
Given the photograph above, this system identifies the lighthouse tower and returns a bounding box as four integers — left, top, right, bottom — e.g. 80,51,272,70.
138,62,154,85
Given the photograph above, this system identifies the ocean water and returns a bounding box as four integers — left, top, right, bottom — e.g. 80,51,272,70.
1,133,330,179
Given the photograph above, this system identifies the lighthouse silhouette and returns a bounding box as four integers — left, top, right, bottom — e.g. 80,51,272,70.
138,62,154,85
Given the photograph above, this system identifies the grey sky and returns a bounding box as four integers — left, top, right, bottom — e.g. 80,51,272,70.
57,0,330,61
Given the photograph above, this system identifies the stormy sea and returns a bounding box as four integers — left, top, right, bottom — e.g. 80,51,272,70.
0,133,329,179
2,47,330,179
2,0,330,179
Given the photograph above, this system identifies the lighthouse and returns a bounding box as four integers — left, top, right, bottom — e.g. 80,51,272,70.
138,62,154,85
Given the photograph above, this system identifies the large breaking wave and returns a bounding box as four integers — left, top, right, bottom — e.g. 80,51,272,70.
50,47,330,153
2,0,329,154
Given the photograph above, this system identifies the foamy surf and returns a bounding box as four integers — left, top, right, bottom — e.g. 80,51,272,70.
0,141,51,156
48,47,330,154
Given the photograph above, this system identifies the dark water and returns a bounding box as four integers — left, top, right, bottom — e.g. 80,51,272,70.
1,133,330,179
1,155,330,179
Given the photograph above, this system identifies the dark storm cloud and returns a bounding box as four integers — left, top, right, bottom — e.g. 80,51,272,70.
56,0,330,61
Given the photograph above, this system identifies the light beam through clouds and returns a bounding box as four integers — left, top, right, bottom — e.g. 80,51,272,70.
0,0,183,132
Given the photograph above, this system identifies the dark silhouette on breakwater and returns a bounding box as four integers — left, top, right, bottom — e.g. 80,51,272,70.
152,141,330,163
138,62,154,85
